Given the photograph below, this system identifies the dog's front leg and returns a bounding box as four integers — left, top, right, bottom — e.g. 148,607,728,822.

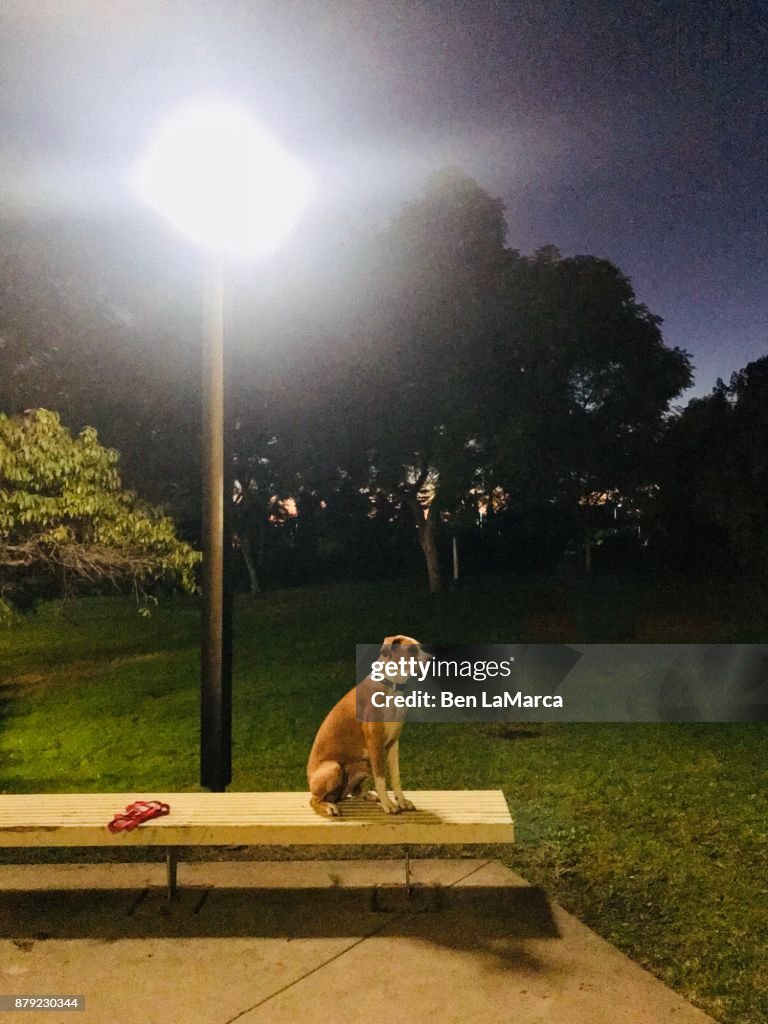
366,728,399,814
388,741,415,811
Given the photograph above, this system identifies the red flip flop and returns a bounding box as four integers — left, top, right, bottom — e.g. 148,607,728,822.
108,800,170,833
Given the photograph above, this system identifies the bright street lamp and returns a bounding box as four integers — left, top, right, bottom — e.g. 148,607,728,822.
134,101,310,259
133,101,310,791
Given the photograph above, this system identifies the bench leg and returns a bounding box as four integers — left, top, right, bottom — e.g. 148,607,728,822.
166,848,178,900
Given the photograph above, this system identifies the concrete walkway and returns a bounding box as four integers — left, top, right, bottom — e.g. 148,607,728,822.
0,859,717,1024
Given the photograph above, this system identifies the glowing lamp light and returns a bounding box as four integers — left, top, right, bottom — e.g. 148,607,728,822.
133,101,311,259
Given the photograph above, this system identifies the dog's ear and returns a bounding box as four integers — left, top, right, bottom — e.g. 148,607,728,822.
380,635,406,658
380,636,395,659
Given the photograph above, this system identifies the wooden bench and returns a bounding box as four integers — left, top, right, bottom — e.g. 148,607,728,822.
0,790,514,897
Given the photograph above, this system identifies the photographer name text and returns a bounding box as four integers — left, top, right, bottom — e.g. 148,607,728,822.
370,690,563,709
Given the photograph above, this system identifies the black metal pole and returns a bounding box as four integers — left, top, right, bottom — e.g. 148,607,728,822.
200,254,232,791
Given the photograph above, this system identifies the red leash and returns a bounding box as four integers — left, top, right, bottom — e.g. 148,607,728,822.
107,800,170,833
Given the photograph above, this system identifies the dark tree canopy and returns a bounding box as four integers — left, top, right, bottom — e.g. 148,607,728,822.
656,355,768,572
4,167,754,594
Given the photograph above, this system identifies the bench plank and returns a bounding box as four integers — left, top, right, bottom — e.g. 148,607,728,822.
0,791,514,847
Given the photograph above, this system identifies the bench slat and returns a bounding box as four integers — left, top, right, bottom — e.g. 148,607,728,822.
0,791,514,847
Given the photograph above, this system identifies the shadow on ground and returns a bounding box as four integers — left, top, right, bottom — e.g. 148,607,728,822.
0,884,559,972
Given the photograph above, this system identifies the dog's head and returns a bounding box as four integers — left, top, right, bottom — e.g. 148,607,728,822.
376,635,431,687
379,634,426,658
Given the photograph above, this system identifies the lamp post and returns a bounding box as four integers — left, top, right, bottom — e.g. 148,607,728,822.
133,101,310,791
200,253,230,791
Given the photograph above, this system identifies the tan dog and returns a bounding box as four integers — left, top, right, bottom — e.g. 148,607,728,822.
307,635,428,817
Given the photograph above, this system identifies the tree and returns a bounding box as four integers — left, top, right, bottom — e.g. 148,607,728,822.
722,357,768,570
475,252,693,570
657,355,768,573
355,169,511,592
270,176,691,587
0,409,200,617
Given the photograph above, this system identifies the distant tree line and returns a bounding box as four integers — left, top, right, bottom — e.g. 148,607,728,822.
1,169,766,600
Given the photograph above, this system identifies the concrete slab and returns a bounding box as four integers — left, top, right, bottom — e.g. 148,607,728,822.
0,859,717,1024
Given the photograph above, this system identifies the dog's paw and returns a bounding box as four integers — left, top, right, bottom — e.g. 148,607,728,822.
325,803,342,817
363,791,380,802
381,802,401,815
397,798,416,812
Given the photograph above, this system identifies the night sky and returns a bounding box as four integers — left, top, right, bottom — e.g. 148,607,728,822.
1,1,766,396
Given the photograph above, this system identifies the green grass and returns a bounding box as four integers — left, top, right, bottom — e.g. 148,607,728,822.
0,575,767,1024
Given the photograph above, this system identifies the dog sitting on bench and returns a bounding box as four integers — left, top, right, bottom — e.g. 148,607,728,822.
308,635,429,817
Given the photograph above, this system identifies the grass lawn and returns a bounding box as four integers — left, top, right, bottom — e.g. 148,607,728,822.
1,574,766,1024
